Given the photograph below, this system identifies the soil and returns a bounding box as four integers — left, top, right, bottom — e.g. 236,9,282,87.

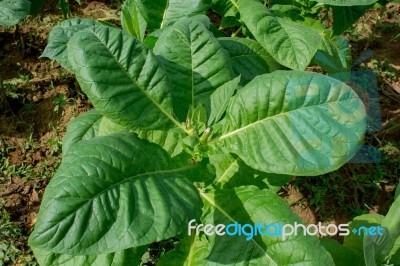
0,1,399,265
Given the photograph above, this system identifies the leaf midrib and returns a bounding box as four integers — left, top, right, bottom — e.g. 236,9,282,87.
215,158,239,184
50,165,195,226
199,191,279,266
217,97,358,142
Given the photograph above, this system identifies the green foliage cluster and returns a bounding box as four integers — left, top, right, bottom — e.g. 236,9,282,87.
0,0,81,26
322,184,400,265
26,0,399,265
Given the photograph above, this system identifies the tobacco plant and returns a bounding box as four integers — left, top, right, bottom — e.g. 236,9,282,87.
321,183,400,265
210,0,396,83
29,1,369,265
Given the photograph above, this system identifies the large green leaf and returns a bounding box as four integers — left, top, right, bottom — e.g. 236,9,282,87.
162,186,335,265
332,5,371,35
238,0,322,70
343,214,384,253
29,133,202,255
135,0,211,32
67,25,179,130
218,37,283,85
121,0,147,41
153,18,235,120
216,70,366,176
41,18,99,72
32,246,147,266
320,238,364,266
0,0,30,26
62,109,102,156
312,0,377,6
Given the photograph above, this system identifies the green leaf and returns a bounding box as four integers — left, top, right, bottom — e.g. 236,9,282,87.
344,213,384,253
395,182,400,200
188,104,207,134
32,246,147,266
332,5,371,35
223,163,293,191
121,0,147,41
301,17,327,32
269,4,302,20
238,0,322,70
195,186,335,265
0,0,30,26
158,235,210,265
312,33,351,81
260,172,293,192
208,145,240,185
382,196,400,237
366,195,400,264
67,25,179,130
209,145,293,190
312,0,377,6
208,77,240,125
29,0,46,15
135,0,211,32
217,70,367,176
211,0,240,28
363,229,393,266
29,133,202,255
154,17,235,121
97,115,184,157
319,238,364,266
136,129,185,157
388,236,400,264
218,38,283,85
98,116,129,136
143,28,164,49
41,18,99,72
62,109,102,156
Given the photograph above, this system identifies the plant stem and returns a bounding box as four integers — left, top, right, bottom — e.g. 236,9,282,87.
231,27,242,37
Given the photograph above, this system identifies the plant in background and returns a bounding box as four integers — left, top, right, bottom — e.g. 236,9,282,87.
0,0,49,27
210,0,397,83
321,182,400,265
27,0,381,265
56,0,81,18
